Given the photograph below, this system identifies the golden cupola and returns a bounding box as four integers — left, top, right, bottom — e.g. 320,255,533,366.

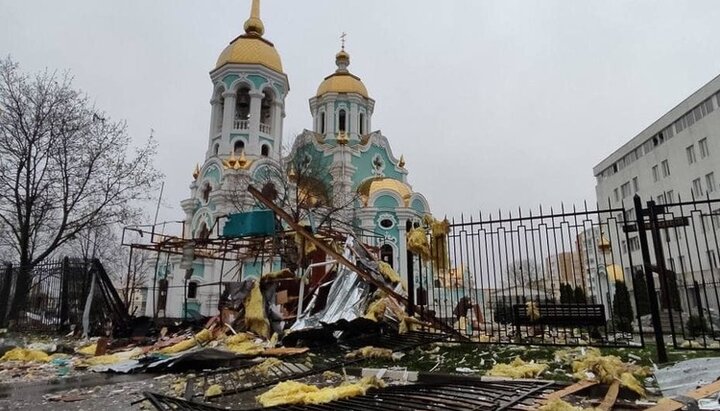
215,0,284,73
316,47,369,98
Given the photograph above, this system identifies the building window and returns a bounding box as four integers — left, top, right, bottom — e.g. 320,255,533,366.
380,218,394,229
338,109,346,132
693,178,703,197
687,145,697,164
699,138,710,158
621,182,631,198
665,190,674,203
380,244,394,268
320,111,326,134
661,160,671,177
657,193,666,205
359,113,365,134
709,250,719,269
213,143,219,156
234,140,245,155
614,188,619,202
202,183,212,202
187,281,198,299
261,144,270,157
632,177,639,193
706,172,716,193
652,165,659,182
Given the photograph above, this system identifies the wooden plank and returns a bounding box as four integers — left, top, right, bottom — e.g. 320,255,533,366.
597,380,620,411
544,380,599,401
644,379,720,411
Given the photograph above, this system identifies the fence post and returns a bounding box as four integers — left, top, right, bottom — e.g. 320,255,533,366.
633,195,668,363
59,257,70,332
0,263,12,327
646,201,680,349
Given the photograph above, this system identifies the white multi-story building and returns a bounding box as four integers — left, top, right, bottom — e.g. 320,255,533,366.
593,74,720,316
594,75,719,209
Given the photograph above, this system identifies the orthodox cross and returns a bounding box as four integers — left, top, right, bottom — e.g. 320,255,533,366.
340,32,347,50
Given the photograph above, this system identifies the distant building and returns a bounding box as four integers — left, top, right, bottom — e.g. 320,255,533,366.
593,74,720,315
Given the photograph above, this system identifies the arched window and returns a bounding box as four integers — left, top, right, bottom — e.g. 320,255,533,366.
359,113,365,134
197,222,210,240
261,90,273,130
338,109,346,132
320,112,326,134
201,183,211,202
235,87,251,121
234,140,245,155
261,144,270,157
216,99,224,132
187,281,198,299
213,143,219,156
380,244,394,268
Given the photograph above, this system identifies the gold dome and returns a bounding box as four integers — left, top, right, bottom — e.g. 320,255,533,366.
358,178,412,206
316,47,369,98
317,73,368,98
215,0,283,73
216,37,283,72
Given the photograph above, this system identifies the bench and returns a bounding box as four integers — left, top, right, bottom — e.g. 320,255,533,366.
512,303,606,327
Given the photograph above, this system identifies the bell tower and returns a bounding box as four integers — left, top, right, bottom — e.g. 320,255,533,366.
206,0,289,161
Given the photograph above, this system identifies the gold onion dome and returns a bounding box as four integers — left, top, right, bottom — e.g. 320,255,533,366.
215,0,283,73
316,47,369,98
357,177,412,206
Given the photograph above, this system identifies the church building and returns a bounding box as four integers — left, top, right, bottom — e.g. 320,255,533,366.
152,0,431,318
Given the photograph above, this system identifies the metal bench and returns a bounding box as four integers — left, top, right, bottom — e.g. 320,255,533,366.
512,303,606,327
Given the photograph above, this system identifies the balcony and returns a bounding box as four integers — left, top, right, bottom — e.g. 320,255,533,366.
260,123,272,134
233,119,249,130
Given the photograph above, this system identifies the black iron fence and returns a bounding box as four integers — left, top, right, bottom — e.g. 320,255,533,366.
415,204,643,347
0,258,130,334
629,195,720,354
412,195,720,352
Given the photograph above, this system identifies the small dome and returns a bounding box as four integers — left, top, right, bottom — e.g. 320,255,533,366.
316,48,369,98
358,177,412,206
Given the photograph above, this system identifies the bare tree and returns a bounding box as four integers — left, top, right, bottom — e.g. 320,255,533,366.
119,246,152,315
0,57,161,317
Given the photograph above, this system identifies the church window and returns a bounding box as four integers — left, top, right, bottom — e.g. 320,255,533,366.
187,281,198,299
236,87,251,120
380,218,394,229
234,140,245,155
261,90,273,128
380,244,394,268
197,222,210,240
261,144,270,157
201,183,212,203
213,143,219,156
338,109,346,132
320,112,326,133
359,113,365,134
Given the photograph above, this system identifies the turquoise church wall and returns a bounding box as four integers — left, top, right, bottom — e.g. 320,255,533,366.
374,194,400,209
351,146,403,188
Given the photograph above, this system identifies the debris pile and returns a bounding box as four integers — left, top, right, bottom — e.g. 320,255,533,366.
256,376,385,407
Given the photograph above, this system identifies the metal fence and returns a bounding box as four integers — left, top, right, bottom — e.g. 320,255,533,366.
0,258,130,334
414,204,642,347
410,195,720,353
630,195,720,352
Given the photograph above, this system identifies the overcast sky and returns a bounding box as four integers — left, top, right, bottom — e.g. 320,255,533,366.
3,1,720,225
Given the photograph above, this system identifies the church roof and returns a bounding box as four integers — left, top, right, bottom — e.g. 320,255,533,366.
316,48,369,98
358,177,412,206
